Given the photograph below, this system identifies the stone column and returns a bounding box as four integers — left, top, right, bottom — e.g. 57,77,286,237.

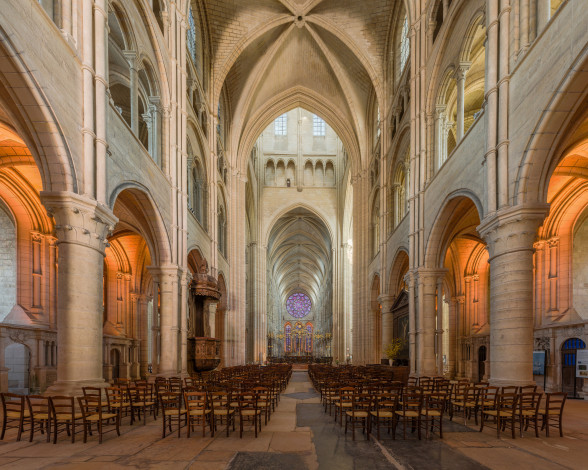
478,205,548,386
379,294,395,361
455,63,470,141
436,277,444,375
416,269,445,376
148,266,180,376
41,192,117,395
124,52,139,134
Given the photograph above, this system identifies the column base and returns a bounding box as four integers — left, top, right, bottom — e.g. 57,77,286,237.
43,379,109,397
489,378,537,388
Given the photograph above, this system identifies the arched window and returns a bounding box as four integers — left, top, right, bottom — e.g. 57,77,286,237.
371,190,380,258
275,114,287,136
399,16,410,74
313,115,325,137
192,160,206,225
218,198,227,258
285,323,292,353
394,159,408,227
0,200,16,322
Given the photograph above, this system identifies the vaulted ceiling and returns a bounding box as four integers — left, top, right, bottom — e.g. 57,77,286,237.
202,0,401,166
267,207,332,306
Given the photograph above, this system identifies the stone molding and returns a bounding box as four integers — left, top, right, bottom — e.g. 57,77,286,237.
40,192,118,255
477,204,549,260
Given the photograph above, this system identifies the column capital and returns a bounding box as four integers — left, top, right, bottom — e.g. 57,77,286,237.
378,294,395,313
40,192,117,255
455,62,472,80
415,267,448,284
477,204,549,260
123,50,140,70
147,265,182,282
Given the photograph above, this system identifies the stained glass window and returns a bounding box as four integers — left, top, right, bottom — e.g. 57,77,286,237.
286,293,311,318
187,9,197,64
285,323,292,353
400,16,409,73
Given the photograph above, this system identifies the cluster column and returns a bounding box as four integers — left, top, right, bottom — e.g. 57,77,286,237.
41,192,117,395
478,205,548,386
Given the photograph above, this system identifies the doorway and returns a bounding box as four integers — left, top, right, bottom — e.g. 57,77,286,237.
5,343,30,394
562,338,586,398
478,345,487,383
110,348,120,381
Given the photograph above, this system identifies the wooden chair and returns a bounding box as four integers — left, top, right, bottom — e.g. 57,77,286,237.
518,391,542,437
159,391,186,438
77,396,120,444
184,391,212,438
394,389,423,440
334,386,354,425
82,387,108,409
237,391,262,438
210,390,235,437
370,393,397,439
420,394,446,439
252,386,271,425
26,395,52,443
49,396,83,443
480,392,519,439
106,387,132,423
344,390,370,441
449,383,469,423
539,392,566,437
1,393,29,441
131,385,157,425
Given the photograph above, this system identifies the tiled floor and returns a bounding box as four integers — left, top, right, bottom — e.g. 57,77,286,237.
1,373,588,469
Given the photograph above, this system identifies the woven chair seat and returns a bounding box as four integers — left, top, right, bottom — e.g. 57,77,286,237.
421,410,441,417
240,409,261,416
396,410,419,417
484,410,513,417
32,412,50,420
188,409,210,416
6,410,30,418
87,413,117,421
346,411,368,418
370,410,394,417
213,408,234,415
55,413,83,420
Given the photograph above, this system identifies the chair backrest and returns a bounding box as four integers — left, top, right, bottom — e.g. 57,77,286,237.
159,391,182,415
49,396,75,418
501,386,518,394
1,392,24,416
498,393,519,416
77,396,102,420
169,378,183,393
479,386,499,405
82,386,103,401
545,392,566,415
184,391,208,411
402,389,423,412
519,385,537,394
519,392,541,412
26,395,51,416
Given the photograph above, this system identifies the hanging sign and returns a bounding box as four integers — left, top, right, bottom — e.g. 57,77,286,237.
576,349,588,378
533,350,546,375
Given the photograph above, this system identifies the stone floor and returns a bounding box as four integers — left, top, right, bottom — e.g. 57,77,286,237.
0,372,587,469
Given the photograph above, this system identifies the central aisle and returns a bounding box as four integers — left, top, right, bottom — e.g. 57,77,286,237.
227,370,394,469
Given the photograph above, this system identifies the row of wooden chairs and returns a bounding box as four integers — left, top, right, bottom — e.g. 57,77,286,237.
0,393,120,444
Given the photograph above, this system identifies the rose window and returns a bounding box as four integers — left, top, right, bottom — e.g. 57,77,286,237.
286,293,311,318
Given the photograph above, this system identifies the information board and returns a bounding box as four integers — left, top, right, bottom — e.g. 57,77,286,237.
533,350,546,375
576,349,588,378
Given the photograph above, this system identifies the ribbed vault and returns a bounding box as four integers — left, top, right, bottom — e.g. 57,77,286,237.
267,207,332,306
201,0,401,168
